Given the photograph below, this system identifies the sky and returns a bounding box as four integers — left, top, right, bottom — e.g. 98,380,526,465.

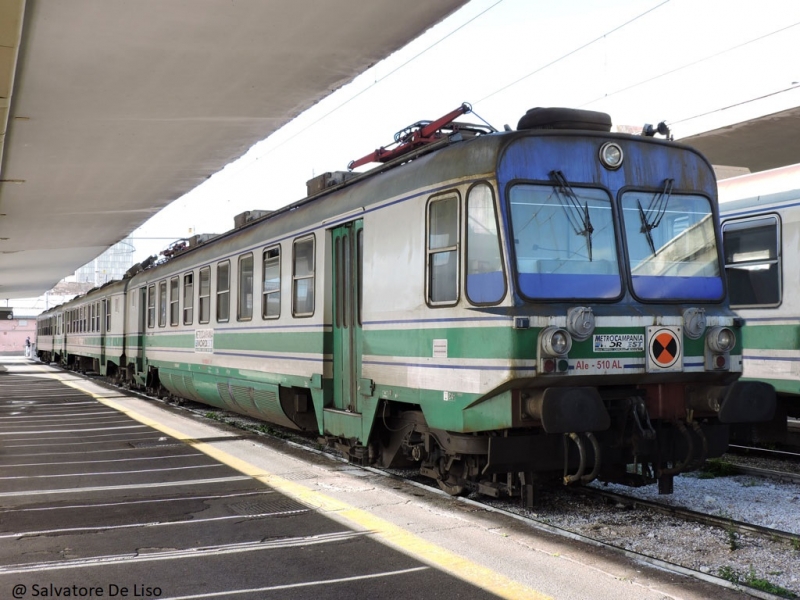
119,0,800,263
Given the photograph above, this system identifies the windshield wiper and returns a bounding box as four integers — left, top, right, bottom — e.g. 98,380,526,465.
550,170,594,261
637,199,656,255
638,178,674,255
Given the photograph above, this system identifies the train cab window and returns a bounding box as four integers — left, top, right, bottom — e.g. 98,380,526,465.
621,191,721,301
510,183,621,300
238,253,254,321
292,236,315,317
158,280,168,327
466,183,505,304
147,285,156,328
183,272,194,325
427,193,460,305
199,267,211,324
722,216,781,307
216,261,230,322
262,246,281,319
105,299,111,332
169,277,179,326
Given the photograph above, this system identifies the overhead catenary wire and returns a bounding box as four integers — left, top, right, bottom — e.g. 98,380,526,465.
210,0,507,182
668,82,800,128
158,0,797,215
475,0,672,105
215,0,668,185
579,19,800,110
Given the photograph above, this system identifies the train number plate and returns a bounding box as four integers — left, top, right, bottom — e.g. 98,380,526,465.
593,334,644,352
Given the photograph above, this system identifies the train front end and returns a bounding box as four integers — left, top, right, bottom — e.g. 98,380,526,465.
489,109,776,493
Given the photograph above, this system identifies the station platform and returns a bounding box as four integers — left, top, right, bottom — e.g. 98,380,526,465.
0,357,754,600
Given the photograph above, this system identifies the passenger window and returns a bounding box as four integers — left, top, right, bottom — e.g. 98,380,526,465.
183,272,194,325
427,193,459,305
722,215,781,307
158,280,167,327
147,284,156,328
238,253,254,321
293,236,315,317
169,277,179,326
199,267,211,324
466,183,505,304
217,261,230,322
262,246,280,319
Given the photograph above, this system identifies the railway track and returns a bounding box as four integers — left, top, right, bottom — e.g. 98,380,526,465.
568,485,800,547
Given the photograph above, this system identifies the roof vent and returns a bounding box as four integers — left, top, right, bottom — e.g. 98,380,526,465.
306,171,358,197
234,210,273,229
187,234,217,248
517,107,611,132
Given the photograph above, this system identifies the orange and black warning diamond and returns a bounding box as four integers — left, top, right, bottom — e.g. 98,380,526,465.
651,330,679,366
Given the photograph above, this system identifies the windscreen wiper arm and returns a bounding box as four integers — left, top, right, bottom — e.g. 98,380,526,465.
637,199,656,255
643,179,674,230
638,178,674,256
550,170,594,261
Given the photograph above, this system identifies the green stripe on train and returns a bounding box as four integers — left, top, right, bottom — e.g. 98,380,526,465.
741,324,799,350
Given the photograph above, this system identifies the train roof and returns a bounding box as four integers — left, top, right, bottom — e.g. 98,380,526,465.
718,163,800,210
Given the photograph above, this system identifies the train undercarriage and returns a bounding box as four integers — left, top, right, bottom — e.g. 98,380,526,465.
326,380,774,505
60,357,774,505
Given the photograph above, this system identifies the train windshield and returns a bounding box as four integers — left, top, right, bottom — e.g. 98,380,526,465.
620,191,723,300
509,183,621,299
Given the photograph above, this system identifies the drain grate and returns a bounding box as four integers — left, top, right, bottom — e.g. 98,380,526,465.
228,497,309,516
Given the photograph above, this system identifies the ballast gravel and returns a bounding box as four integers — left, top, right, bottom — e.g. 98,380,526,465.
499,462,800,598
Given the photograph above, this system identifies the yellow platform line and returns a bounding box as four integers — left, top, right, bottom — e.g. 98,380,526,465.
56,376,550,600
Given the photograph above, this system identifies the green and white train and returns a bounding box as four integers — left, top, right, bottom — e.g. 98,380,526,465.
37,106,776,500
718,163,800,426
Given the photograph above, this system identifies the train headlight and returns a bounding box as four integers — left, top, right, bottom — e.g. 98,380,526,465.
541,327,572,357
599,142,623,170
706,327,736,353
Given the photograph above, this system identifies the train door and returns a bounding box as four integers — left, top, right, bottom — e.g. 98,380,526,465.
100,299,107,370
136,286,147,373
331,220,364,415
59,313,66,361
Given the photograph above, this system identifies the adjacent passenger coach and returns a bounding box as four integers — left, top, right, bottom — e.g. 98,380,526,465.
37,105,776,502
718,163,800,430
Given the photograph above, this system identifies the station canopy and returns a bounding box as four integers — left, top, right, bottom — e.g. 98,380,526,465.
0,0,466,299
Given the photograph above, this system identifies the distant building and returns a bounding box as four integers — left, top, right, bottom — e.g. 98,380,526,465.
73,239,136,286
7,238,137,320
0,315,35,356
